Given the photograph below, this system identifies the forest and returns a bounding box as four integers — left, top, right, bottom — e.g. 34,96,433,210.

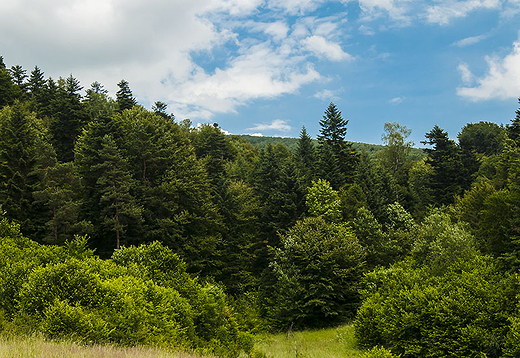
1,54,520,357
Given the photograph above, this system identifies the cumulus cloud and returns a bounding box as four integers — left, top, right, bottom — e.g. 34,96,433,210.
457,37,520,101
301,35,354,61
247,119,292,132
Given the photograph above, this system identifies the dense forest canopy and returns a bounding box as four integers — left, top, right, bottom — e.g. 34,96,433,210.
2,55,520,357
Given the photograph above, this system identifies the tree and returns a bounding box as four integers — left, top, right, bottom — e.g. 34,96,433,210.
152,101,174,120
506,98,520,146
0,56,16,107
459,121,506,156
295,125,316,189
116,79,136,112
0,103,41,232
269,217,365,329
84,81,116,121
422,125,477,206
379,122,414,203
317,102,358,188
306,179,342,222
93,135,142,250
49,75,89,162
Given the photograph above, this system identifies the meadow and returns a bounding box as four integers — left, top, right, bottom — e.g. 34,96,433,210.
0,325,361,358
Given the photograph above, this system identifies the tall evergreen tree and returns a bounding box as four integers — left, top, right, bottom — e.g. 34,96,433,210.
422,125,477,206
0,56,16,107
84,81,115,121
116,79,136,112
295,125,316,189
317,102,358,188
49,75,89,162
93,135,142,251
0,102,43,235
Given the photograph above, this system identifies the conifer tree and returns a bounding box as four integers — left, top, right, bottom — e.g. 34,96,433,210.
50,75,89,162
93,135,142,251
0,102,41,233
0,56,16,107
116,79,136,112
317,102,358,188
295,125,316,189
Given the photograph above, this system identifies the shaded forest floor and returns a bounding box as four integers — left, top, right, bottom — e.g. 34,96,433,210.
0,325,361,358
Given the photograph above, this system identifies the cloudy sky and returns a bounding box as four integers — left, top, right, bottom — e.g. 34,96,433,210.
1,0,520,145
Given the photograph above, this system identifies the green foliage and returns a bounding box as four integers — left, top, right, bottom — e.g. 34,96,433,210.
361,346,400,358
269,217,365,329
0,232,252,357
458,121,507,156
306,179,342,222
412,209,478,274
355,257,519,358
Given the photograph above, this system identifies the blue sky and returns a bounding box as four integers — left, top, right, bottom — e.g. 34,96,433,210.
1,0,520,145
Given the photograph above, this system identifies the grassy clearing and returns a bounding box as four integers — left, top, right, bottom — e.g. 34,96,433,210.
0,334,211,358
253,324,362,358
0,325,361,358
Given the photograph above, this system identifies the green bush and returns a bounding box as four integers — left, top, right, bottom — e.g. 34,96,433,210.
269,217,365,329
355,256,519,357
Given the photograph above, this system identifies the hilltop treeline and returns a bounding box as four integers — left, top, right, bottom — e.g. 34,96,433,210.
2,56,520,357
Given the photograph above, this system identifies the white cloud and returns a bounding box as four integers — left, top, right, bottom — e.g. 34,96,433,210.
301,35,354,61
388,96,406,104
426,0,501,25
457,37,520,101
314,89,341,101
250,132,264,137
247,119,292,132
458,63,474,84
453,34,488,47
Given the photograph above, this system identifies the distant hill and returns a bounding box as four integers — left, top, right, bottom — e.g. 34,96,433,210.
235,134,426,161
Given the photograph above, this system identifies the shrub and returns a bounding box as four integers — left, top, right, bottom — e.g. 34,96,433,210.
269,217,365,329
355,257,519,357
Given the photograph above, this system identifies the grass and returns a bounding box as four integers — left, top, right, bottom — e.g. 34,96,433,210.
0,334,212,358
253,324,362,358
0,325,362,358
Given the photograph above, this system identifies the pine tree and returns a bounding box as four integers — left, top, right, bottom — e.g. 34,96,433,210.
0,56,16,107
93,135,142,251
50,75,89,162
0,102,41,232
116,79,136,112
422,125,477,206
295,125,316,189
317,102,358,188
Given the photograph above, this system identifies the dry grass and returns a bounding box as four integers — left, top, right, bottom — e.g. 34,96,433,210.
0,334,211,358
254,324,362,358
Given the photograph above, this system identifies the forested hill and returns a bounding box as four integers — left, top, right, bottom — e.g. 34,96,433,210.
237,134,426,160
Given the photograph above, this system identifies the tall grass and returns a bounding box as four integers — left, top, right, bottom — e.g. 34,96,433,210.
0,325,362,358
254,324,362,358
0,334,212,358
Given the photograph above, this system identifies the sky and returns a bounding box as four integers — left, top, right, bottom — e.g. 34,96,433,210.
1,0,520,146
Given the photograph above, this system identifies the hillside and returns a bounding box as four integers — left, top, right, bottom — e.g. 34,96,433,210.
235,134,426,160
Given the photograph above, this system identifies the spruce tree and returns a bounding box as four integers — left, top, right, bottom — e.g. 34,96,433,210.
116,79,136,112
50,75,89,162
317,102,358,188
0,102,41,233
93,135,142,251
295,125,316,189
